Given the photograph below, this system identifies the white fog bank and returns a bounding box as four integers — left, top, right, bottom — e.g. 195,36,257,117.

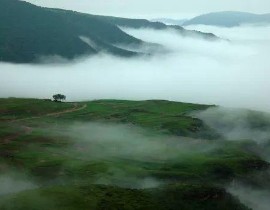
1,24,270,112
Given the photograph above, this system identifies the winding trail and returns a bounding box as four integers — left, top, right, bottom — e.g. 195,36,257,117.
1,103,87,143
11,104,87,122
2,126,33,144
46,103,87,116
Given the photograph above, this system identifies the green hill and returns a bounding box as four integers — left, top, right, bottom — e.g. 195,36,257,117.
0,98,269,209
0,184,249,210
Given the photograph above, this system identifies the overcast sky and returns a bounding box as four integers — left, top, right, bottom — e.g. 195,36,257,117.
25,0,270,18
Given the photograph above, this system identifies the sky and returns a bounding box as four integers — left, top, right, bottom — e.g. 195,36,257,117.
25,0,270,19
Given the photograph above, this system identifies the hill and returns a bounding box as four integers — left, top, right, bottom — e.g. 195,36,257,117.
151,18,188,26
182,11,270,27
0,0,218,63
0,0,143,63
92,15,218,39
0,98,269,209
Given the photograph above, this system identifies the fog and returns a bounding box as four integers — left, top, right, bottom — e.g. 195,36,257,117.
42,122,220,188
0,172,37,195
1,24,270,112
195,105,270,209
59,122,218,161
185,24,270,41
228,178,270,210
195,107,270,143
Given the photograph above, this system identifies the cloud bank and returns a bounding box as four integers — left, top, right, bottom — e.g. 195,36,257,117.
44,122,219,188
1,24,270,112
228,179,270,210
0,172,37,196
194,106,270,143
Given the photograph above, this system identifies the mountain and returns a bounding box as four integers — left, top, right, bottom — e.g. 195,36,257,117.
182,11,270,27
151,18,188,26
0,0,143,63
0,98,269,209
48,11,218,40
0,0,218,63
92,15,218,39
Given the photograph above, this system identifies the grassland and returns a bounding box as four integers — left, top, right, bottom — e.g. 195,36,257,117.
0,98,269,210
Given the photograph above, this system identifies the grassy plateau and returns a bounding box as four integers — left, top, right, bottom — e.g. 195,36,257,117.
0,98,269,210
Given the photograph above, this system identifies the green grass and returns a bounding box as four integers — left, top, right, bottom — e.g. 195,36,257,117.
0,98,74,120
57,100,219,138
0,184,249,210
0,98,268,210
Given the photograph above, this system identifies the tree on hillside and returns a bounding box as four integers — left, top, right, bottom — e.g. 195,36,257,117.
53,94,66,102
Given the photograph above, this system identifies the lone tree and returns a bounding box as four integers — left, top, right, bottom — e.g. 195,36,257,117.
53,94,66,102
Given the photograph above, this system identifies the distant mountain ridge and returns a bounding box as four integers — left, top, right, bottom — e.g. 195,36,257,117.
92,15,217,39
49,10,217,40
182,11,270,27
0,0,143,63
0,0,218,63
151,18,188,26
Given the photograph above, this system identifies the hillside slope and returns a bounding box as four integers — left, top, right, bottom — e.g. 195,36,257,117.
183,11,270,27
93,15,218,39
0,0,143,63
0,0,220,63
151,18,188,26
0,98,269,209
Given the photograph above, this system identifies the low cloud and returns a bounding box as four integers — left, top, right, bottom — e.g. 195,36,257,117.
228,179,270,210
56,122,218,162
185,24,270,41
194,107,270,143
0,172,37,196
44,122,220,188
194,106,270,165
1,25,270,112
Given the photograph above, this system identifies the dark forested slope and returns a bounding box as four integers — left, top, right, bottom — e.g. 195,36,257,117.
0,0,217,63
0,0,142,63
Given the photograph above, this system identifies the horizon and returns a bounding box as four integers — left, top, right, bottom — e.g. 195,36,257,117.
24,0,270,19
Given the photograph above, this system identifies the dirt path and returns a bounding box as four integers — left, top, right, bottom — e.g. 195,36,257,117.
46,104,87,116
1,104,87,143
1,126,33,144
10,104,87,122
